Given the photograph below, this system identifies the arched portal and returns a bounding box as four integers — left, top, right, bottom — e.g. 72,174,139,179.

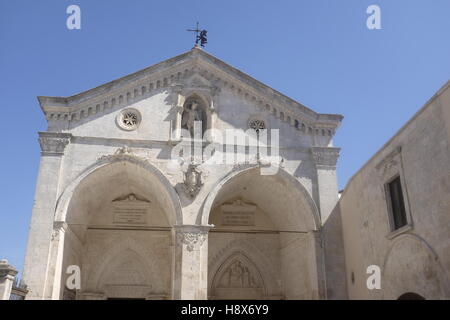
382,234,449,300
54,156,181,300
204,166,324,300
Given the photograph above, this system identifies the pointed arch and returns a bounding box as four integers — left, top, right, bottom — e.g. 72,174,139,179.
211,251,266,299
208,238,280,298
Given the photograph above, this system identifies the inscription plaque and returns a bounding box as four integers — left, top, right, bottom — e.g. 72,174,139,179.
112,194,150,225
221,199,256,226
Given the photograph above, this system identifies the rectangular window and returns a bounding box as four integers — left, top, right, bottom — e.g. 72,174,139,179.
387,176,408,230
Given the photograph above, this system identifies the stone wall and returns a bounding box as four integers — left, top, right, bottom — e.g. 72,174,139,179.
339,81,450,299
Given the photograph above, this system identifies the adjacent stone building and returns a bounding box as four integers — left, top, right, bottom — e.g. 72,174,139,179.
22,47,449,300
337,80,450,299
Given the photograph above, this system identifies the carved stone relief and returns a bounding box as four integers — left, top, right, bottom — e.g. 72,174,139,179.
211,253,266,299
181,98,207,137
216,259,262,289
182,162,203,198
176,231,207,252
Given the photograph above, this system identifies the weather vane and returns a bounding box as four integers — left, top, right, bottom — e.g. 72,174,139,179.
187,22,208,47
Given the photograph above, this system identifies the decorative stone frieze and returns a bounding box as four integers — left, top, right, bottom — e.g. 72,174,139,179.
38,132,72,156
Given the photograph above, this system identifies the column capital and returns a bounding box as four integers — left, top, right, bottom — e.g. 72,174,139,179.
38,132,72,156
311,147,340,168
174,224,212,252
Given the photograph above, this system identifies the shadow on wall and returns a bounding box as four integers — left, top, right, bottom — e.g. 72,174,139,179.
322,204,348,299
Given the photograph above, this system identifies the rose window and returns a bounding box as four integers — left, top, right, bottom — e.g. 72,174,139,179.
123,112,138,127
249,119,266,132
116,108,141,131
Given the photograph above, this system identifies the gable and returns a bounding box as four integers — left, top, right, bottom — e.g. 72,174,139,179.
38,47,343,138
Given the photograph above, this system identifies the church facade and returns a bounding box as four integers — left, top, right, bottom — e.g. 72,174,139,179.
23,47,449,300
23,47,345,300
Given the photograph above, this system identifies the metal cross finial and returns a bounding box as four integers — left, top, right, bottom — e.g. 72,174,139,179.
187,22,208,47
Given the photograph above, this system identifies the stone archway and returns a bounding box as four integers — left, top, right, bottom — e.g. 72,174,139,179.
202,166,324,300
382,234,450,300
48,155,182,300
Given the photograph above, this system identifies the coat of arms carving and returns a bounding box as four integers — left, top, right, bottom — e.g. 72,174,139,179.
183,162,203,198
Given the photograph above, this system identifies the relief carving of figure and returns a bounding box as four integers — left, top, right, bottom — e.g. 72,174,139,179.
219,260,259,288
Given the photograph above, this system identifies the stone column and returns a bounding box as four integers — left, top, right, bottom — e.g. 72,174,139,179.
172,225,210,300
44,221,68,299
0,260,18,300
22,132,71,299
307,231,327,300
311,147,340,224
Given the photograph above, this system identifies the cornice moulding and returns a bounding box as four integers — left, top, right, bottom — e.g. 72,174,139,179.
38,47,343,135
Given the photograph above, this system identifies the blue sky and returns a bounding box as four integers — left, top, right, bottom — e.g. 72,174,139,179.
1,0,449,274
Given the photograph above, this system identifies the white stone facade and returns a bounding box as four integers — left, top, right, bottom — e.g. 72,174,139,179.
22,47,345,300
